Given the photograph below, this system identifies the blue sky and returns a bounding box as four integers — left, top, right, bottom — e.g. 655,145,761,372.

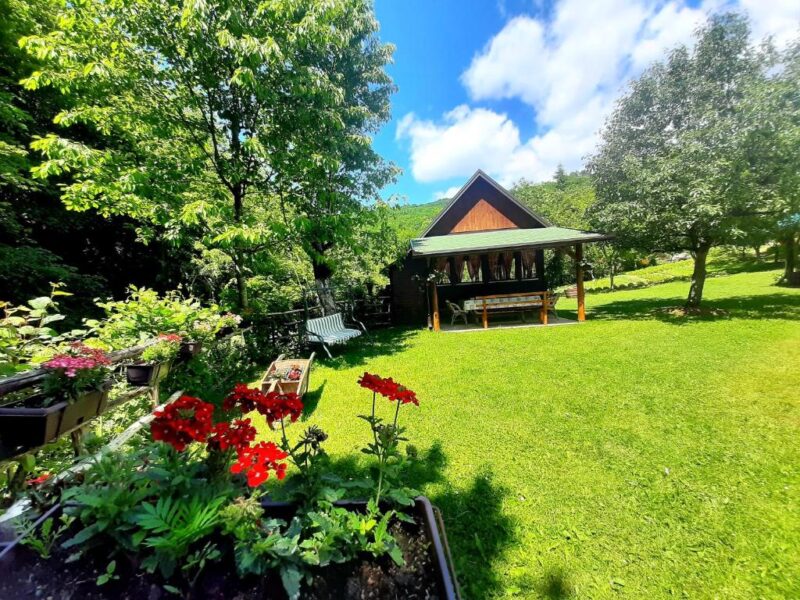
371,0,800,205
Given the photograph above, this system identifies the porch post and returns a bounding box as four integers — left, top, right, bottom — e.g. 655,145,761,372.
575,243,586,322
431,282,441,331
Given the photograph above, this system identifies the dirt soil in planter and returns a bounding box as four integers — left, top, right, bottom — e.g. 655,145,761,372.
0,519,440,599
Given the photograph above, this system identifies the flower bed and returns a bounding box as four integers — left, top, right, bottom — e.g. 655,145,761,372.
0,374,460,599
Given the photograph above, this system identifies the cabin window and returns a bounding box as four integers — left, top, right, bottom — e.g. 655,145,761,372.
520,250,538,280
461,254,482,283
488,251,514,281
431,256,451,284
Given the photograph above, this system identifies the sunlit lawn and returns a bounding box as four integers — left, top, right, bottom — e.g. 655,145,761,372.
255,269,800,599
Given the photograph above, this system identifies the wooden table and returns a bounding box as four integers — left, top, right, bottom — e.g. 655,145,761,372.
463,292,550,328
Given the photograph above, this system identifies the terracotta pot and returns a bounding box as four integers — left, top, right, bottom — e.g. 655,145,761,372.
0,384,111,459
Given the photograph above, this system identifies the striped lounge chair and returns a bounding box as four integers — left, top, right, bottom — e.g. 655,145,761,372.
305,312,366,358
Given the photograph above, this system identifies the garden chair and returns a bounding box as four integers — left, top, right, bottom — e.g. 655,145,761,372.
305,312,366,359
547,292,561,320
446,300,469,326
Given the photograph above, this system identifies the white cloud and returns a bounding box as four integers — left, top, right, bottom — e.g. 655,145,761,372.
398,0,800,189
396,105,521,183
432,186,462,201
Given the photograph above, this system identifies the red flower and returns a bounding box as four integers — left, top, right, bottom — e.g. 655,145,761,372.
230,441,288,487
157,333,182,343
207,418,256,452
358,372,418,406
27,473,51,486
223,384,303,425
223,384,264,413
150,395,214,451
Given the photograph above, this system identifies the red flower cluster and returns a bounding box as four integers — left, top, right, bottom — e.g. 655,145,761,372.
27,473,51,486
207,418,257,452
230,441,288,487
223,384,265,413
358,372,419,405
157,333,183,343
223,384,303,425
151,395,214,451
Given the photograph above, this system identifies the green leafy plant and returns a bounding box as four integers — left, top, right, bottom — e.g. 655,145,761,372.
139,334,181,364
133,494,226,578
0,284,84,375
15,513,75,559
96,560,119,586
86,287,229,349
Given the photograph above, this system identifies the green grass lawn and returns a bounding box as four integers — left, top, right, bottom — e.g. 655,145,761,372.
256,269,800,599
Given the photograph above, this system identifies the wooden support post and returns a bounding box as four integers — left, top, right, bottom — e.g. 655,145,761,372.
150,381,160,408
575,243,586,322
541,291,548,325
431,282,440,332
482,301,488,329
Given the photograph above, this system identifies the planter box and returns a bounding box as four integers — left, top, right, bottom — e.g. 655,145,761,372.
0,385,111,460
261,496,460,599
1,497,461,598
125,361,171,387
178,340,203,361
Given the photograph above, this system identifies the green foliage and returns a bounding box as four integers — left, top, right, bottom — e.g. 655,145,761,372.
140,338,180,364
87,287,228,349
0,284,82,374
95,560,119,586
133,495,226,578
512,170,596,230
588,14,780,305
15,514,75,559
20,0,397,311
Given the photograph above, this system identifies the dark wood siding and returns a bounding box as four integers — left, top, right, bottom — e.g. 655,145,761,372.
389,256,428,325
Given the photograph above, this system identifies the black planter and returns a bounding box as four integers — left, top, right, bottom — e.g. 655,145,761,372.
0,385,111,460
215,326,235,339
261,496,460,599
178,340,203,361
125,361,171,387
0,496,460,599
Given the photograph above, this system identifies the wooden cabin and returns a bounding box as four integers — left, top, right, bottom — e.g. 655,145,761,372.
389,170,610,329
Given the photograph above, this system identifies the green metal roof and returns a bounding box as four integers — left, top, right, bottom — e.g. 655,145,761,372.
410,227,610,257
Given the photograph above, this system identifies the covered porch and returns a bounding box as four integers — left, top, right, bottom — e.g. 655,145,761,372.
409,227,610,331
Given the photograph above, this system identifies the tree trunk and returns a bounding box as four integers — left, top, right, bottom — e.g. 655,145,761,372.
312,259,338,315
234,259,249,311
686,245,710,308
782,236,796,284
609,263,616,291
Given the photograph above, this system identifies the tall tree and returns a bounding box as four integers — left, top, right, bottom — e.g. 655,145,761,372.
21,0,395,312
588,14,767,307
740,38,800,284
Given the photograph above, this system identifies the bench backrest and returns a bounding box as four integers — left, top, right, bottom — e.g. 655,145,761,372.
306,312,346,336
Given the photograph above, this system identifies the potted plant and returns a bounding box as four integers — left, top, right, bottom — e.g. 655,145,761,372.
125,334,181,387
0,343,112,459
1,375,459,599
214,312,242,339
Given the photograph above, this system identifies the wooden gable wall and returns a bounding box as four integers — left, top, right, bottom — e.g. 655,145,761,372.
425,175,545,236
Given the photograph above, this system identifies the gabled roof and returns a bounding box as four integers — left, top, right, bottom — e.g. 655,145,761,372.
419,169,552,237
410,227,611,257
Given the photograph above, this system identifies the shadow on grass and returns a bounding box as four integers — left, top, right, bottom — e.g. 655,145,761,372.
276,440,516,599
315,327,419,370
588,293,800,324
300,380,325,421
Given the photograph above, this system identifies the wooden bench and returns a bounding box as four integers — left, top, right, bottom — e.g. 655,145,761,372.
464,292,551,328
305,312,366,358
